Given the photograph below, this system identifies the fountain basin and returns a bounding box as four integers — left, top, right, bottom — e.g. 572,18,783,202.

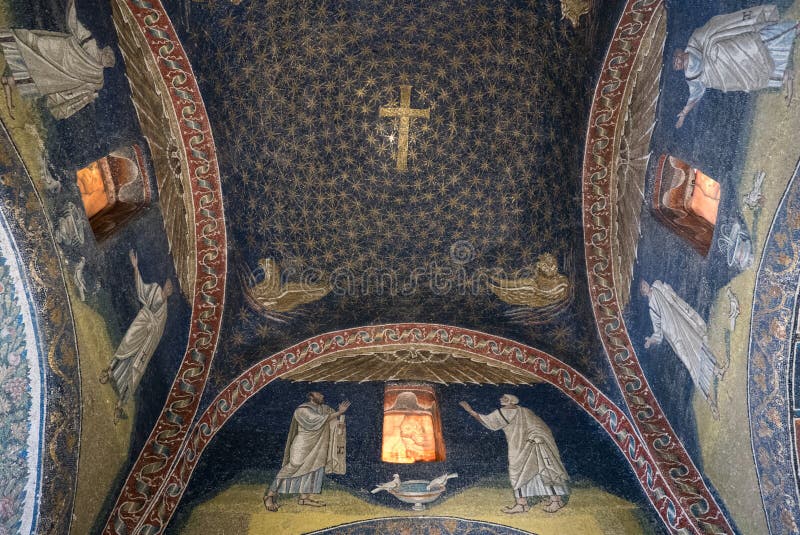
386,480,447,511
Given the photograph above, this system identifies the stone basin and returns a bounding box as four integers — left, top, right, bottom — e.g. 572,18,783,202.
386,480,447,511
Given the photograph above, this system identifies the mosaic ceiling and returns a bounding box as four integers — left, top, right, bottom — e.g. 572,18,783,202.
163,0,622,391
10,0,800,532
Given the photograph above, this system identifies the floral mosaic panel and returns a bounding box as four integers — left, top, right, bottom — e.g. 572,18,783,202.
0,213,43,535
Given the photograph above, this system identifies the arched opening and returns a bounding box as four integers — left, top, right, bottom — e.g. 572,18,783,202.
116,324,690,534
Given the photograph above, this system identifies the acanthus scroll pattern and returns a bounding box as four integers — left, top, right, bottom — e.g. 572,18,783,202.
581,0,733,533
748,158,800,534
102,0,227,533
137,324,692,534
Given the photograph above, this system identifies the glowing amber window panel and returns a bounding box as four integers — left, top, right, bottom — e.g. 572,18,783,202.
74,145,152,242
382,383,446,464
77,160,113,218
688,170,720,226
652,155,720,256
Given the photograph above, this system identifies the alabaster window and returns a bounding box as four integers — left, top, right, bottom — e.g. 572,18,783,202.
75,145,152,242
382,383,446,464
652,155,721,256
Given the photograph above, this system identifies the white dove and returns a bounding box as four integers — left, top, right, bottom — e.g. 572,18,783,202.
371,474,401,494
426,472,458,490
743,170,765,210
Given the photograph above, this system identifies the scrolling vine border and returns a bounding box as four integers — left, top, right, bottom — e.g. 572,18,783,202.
0,120,81,535
104,0,740,532
137,324,694,533
581,0,733,533
102,0,227,533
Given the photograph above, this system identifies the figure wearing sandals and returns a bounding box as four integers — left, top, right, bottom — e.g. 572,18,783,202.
674,5,799,128
99,250,172,423
264,392,350,511
460,395,569,513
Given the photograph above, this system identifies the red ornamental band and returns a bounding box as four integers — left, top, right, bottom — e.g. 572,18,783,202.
581,0,733,533
102,0,227,533
102,0,735,532
136,324,693,533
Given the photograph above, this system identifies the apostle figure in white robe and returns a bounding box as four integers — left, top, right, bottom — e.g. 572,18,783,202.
99,250,172,423
674,5,799,128
264,392,350,511
460,395,569,513
0,0,116,119
640,280,723,414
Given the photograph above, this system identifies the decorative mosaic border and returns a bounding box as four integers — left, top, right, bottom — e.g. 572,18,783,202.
137,324,692,534
749,156,800,534
104,0,741,533
102,0,228,533
0,119,81,535
0,211,43,535
580,0,733,533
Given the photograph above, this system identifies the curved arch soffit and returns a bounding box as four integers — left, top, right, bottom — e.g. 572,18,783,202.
102,0,228,532
581,0,733,533
0,120,81,533
136,324,692,534
0,209,45,535
747,157,800,532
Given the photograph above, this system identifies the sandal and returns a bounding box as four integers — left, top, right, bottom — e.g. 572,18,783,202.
543,498,565,513
263,496,280,512
502,503,530,514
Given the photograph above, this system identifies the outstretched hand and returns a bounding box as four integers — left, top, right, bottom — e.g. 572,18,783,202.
459,401,473,413
129,249,138,268
337,400,351,414
675,112,686,129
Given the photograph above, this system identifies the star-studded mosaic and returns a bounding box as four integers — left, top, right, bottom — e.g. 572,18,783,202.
168,0,622,392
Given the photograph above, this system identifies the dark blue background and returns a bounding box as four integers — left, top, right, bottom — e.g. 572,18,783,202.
168,380,668,533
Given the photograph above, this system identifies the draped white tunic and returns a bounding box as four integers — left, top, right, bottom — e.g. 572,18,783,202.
479,405,569,497
270,402,338,494
0,0,108,118
108,271,168,404
684,5,797,105
646,280,719,402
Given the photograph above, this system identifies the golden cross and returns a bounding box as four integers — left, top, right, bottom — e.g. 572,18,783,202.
379,85,430,171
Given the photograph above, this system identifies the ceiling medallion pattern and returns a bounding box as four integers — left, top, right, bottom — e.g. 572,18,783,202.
581,0,732,533
131,324,688,533
103,0,228,533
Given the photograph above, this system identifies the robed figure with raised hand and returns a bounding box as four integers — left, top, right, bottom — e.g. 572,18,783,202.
264,392,350,511
100,250,172,423
640,280,723,415
673,5,799,127
461,394,570,514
